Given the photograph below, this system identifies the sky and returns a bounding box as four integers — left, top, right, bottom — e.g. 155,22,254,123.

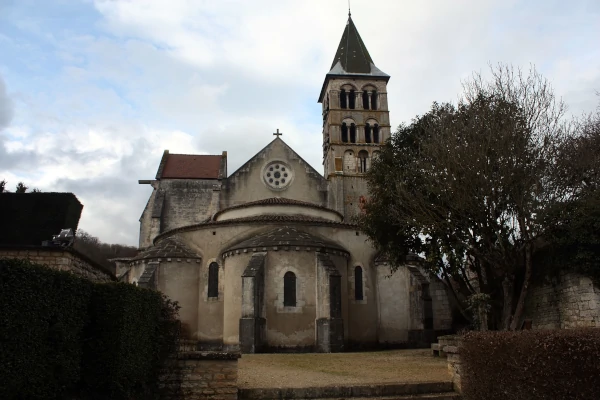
1,0,599,246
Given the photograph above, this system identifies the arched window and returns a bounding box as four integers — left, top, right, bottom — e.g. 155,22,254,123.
208,262,219,298
365,123,372,143
283,271,296,306
340,89,347,109
341,123,348,143
350,123,356,143
362,91,369,110
371,91,378,110
349,90,355,109
358,150,369,173
373,124,380,143
354,266,364,300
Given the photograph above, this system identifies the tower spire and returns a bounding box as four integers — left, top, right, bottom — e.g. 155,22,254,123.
348,0,351,17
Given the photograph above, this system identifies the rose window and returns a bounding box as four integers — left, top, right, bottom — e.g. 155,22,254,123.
263,161,292,189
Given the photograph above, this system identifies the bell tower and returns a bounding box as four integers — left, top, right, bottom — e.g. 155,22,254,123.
319,14,391,219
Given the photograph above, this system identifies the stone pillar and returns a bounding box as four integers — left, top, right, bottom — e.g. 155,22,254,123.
366,91,373,110
316,253,344,352
433,335,463,393
357,91,364,109
239,253,266,353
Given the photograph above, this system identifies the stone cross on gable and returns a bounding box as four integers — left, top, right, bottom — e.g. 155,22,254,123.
273,129,283,138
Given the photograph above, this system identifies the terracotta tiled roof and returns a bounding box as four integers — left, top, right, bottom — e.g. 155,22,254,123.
134,237,201,261
224,227,347,254
214,197,341,220
160,154,222,179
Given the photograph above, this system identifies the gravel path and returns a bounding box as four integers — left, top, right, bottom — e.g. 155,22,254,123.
238,349,450,388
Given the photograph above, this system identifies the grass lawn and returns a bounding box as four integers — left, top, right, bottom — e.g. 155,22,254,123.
238,349,450,388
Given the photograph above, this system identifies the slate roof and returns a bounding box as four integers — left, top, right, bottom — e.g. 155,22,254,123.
134,237,201,261
213,197,342,220
153,215,359,243
319,15,389,102
157,152,223,179
331,15,374,74
225,227,347,253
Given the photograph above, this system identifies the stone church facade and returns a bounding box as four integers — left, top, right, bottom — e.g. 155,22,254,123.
122,15,453,352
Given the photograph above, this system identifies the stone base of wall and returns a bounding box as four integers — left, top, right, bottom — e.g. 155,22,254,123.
159,351,240,400
524,272,599,329
0,246,114,282
432,335,463,393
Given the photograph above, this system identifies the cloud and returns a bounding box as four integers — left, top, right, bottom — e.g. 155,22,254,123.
1,0,599,247
0,75,13,131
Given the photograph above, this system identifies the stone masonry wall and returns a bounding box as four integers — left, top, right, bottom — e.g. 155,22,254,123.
0,247,114,283
159,352,239,400
524,272,599,329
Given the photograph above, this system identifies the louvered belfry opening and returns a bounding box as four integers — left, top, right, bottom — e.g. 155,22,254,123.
362,91,369,110
208,262,219,298
340,89,347,109
283,271,297,307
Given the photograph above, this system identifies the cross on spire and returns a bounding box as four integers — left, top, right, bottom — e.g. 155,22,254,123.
273,129,283,138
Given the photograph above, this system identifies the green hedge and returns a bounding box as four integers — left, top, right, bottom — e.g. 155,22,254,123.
0,259,91,399
0,258,180,400
0,192,83,245
461,330,600,400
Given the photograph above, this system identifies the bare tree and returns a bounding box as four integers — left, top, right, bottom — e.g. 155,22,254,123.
360,64,571,330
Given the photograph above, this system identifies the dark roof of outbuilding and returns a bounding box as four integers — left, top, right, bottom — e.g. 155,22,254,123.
213,197,342,220
224,226,347,254
134,237,201,261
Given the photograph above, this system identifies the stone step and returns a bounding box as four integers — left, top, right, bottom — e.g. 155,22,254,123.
327,394,461,400
239,382,456,399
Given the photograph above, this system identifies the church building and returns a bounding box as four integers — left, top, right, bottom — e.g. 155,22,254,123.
122,14,453,352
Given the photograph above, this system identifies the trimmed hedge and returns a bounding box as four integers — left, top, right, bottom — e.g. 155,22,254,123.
0,258,180,400
0,192,83,245
461,330,600,400
0,258,91,399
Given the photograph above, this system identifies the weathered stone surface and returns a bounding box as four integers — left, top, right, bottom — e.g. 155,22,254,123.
0,246,114,283
159,351,239,400
523,272,599,329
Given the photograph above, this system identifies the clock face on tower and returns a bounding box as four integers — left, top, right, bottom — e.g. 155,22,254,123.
263,161,293,190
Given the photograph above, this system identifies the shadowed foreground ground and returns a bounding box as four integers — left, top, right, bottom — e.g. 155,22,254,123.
238,349,450,388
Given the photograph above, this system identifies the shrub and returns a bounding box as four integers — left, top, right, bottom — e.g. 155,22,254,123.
82,283,180,399
461,329,600,400
0,258,91,399
0,258,180,400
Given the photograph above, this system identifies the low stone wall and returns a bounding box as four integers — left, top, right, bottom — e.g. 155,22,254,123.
0,246,114,283
159,351,240,400
524,272,599,329
432,335,463,393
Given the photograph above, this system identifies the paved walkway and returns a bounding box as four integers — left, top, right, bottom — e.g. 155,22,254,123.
238,349,450,389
